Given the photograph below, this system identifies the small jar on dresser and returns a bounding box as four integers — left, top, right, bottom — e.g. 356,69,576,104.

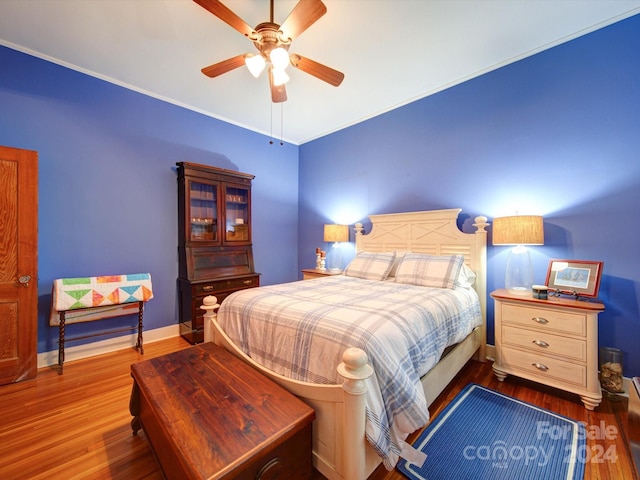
491,289,605,410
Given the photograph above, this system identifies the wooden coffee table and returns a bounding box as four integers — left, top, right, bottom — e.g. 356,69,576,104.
129,343,315,479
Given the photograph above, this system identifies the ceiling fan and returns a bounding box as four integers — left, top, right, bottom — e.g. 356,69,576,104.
194,0,344,103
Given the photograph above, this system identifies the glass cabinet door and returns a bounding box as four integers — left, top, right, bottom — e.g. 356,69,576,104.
224,185,250,242
189,181,217,242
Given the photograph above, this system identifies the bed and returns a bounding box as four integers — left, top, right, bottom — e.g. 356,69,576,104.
203,209,489,480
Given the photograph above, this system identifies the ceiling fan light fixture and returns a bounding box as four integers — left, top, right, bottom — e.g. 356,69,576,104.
271,67,290,86
244,54,266,78
195,0,343,103
269,47,290,70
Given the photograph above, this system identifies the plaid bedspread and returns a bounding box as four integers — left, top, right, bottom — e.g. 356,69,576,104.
216,275,482,469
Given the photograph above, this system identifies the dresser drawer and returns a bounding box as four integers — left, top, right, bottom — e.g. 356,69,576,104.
500,346,587,388
502,325,587,362
501,304,586,336
195,275,259,295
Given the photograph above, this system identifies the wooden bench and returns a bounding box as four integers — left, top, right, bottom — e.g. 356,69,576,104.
129,343,315,479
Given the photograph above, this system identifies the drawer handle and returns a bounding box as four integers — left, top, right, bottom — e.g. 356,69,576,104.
255,457,282,479
532,317,548,324
202,285,214,292
243,280,253,285
532,339,549,348
532,362,549,371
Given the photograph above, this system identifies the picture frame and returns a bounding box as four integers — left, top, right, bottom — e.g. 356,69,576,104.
545,259,604,299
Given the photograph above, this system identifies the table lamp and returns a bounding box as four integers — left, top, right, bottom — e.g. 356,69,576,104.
492,215,544,294
324,224,349,272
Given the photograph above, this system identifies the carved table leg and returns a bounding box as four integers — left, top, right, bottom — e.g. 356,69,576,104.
58,312,66,375
136,301,144,355
129,378,142,435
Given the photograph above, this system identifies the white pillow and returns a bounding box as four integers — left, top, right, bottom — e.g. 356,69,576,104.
344,252,396,281
457,263,477,288
394,253,465,289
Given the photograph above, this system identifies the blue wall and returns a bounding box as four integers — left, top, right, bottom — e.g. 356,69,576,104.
0,45,299,354
2,13,640,379
299,14,640,376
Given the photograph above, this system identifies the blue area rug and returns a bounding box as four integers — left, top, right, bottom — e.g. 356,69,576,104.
397,384,586,480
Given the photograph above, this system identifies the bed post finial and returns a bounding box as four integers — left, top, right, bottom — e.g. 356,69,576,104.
200,296,220,343
337,347,373,393
473,215,489,232
354,223,364,237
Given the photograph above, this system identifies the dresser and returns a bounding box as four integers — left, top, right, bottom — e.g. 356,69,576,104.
491,289,605,410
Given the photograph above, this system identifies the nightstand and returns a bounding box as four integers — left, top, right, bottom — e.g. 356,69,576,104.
491,289,605,410
301,268,343,280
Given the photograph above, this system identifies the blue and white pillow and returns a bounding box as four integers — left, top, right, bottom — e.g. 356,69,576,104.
394,253,465,289
344,252,396,281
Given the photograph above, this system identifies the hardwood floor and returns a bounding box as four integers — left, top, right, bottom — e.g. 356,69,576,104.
0,337,191,480
367,359,639,480
0,338,636,479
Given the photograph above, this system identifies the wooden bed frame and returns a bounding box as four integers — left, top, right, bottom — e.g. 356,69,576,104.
203,208,489,480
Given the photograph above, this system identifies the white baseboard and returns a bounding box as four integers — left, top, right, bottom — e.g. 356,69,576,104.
38,324,181,368
485,343,495,362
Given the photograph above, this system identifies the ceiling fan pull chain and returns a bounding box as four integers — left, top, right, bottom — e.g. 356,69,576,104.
269,100,274,145
280,103,284,146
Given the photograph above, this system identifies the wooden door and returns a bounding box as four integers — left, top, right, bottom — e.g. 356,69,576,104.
0,146,38,384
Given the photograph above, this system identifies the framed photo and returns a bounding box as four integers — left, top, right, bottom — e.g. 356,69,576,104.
545,259,604,298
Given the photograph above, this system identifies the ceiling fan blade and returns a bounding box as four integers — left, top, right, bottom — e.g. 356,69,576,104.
268,69,288,103
290,54,344,87
280,0,327,41
201,54,246,78
193,0,255,38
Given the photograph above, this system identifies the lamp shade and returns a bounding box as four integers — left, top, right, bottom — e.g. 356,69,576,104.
324,224,349,243
244,54,265,78
271,67,290,86
492,215,544,245
269,47,290,70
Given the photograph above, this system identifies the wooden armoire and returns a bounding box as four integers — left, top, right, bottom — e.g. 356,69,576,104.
176,162,260,343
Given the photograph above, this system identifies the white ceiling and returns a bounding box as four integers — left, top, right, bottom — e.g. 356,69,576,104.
1,0,639,145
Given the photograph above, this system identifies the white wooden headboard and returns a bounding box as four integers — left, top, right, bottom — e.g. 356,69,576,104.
354,208,489,347
354,209,488,268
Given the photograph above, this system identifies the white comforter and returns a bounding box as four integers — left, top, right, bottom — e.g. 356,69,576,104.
216,275,482,469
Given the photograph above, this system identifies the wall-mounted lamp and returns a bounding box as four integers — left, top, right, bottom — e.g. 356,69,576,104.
324,224,349,272
492,215,544,294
